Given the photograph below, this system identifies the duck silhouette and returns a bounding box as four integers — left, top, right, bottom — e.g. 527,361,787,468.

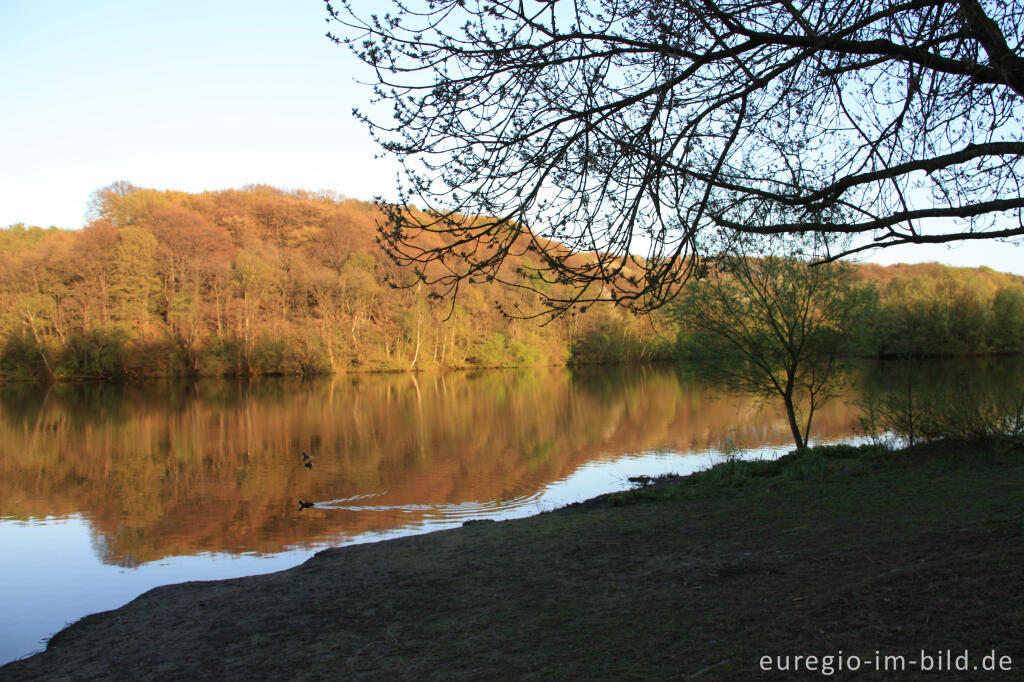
302,452,313,469
298,499,315,510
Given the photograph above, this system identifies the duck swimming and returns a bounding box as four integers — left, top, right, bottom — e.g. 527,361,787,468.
298,500,315,510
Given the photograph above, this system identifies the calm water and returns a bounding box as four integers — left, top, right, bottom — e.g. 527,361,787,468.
0,361,1017,664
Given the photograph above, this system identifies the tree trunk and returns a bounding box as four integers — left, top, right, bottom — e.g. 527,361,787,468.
100,275,110,325
321,316,336,373
409,311,422,370
782,390,806,451
24,318,53,379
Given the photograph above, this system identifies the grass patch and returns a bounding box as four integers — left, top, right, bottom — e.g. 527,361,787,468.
610,443,893,505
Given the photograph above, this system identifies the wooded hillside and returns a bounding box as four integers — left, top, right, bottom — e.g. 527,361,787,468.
2,184,1021,380
0,184,667,379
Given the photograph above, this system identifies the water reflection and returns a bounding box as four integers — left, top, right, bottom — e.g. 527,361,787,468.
6,360,1019,664
0,366,865,568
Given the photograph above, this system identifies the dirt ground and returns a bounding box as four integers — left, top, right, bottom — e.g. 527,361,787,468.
2,443,1022,680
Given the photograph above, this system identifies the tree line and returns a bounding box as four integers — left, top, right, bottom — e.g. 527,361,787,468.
1,184,1022,381
675,259,1024,361
672,251,1024,449
0,184,667,380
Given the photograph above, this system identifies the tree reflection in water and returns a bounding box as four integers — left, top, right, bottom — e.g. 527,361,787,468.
0,365,875,565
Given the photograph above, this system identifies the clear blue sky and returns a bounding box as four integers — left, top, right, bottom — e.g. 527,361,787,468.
0,1,397,224
2,1,1022,275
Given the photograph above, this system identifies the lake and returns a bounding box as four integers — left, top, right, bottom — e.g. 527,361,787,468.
0,360,1017,665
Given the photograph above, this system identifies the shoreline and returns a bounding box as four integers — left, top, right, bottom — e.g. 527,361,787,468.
4,352,1022,386
3,442,1023,680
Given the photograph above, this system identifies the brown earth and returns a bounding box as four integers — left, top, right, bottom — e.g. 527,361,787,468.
2,443,1022,680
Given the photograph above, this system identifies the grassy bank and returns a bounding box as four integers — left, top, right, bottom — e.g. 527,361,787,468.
3,441,1023,680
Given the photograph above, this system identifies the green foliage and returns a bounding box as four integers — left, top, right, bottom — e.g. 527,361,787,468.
571,308,672,365
55,329,130,379
870,268,1024,357
467,332,509,367
573,328,619,364
673,254,873,449
990,287,1024,353
506,336,545,367
0,335,50,380
111,225,160,335
195,340,237,377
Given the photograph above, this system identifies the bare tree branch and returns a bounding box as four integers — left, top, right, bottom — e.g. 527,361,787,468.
328,0,1024,313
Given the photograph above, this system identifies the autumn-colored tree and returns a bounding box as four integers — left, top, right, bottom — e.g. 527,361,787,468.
2,185,1021,381
110,226,159,342
5,293,59,377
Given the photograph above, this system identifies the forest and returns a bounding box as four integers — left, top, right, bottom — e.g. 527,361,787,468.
2,184,1023,381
